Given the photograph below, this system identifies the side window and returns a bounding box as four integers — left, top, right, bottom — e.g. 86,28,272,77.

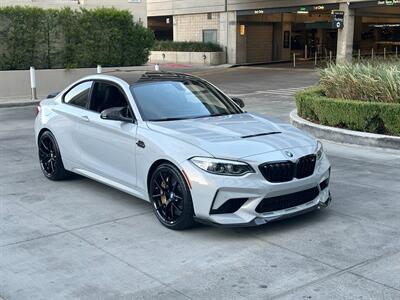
64,81,93,108
90,82,130,115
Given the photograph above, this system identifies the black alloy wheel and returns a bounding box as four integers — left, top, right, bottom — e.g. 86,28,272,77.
38,131,70,180
149,163,195,230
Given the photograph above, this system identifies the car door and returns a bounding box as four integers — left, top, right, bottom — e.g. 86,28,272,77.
54,80,94,168
75,80,137,188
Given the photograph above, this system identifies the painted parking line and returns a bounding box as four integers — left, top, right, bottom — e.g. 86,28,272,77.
230,86,311,97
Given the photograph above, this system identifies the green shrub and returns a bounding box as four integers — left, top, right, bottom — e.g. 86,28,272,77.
152,40,222,52
0,6,155,70
319,61,400,103
295,87,400,136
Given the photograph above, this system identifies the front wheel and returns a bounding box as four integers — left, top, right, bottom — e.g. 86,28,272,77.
38,131,70,181
149,163,196,230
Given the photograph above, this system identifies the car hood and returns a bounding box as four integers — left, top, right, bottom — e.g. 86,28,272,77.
146,113,316,159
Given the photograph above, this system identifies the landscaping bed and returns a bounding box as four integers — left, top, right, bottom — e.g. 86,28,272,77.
150,41,225,65
296,61,400,136
152,41,222,52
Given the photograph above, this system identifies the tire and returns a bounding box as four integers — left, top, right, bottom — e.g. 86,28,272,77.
38,131,70,181
149,163,196,230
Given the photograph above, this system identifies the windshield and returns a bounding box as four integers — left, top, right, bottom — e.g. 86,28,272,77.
130,79,242,121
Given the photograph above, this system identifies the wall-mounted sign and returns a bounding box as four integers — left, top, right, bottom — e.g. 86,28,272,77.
332,10,344,29
313,5,325,10
297,7,309,14
378,0,400,5
237,3,338,16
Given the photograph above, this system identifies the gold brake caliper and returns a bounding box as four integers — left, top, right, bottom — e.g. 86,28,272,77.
160,181,167,205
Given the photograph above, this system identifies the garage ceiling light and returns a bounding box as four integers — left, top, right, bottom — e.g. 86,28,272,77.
240,24,246,35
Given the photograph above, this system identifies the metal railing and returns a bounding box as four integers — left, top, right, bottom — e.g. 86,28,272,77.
292,46,400,68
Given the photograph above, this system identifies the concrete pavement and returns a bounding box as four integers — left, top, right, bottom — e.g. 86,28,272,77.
1,67,400,300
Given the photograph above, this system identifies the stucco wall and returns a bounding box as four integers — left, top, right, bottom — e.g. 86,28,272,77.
0,66,152,100
148,0,225,17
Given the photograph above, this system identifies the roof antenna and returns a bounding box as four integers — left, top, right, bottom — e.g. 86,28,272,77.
154,63,160,71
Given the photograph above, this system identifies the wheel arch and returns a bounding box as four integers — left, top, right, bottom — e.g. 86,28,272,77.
146,159,174,193
37,128,51,144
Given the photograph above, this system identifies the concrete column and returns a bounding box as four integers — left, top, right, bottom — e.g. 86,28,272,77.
220,11,237,64
173,15,178,41
336,2,355,63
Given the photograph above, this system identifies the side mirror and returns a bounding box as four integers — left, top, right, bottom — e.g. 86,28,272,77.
100,107,133,122
231,97,245,108
47,91,59,99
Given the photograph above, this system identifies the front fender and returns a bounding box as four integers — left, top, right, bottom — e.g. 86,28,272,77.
135,123,211,200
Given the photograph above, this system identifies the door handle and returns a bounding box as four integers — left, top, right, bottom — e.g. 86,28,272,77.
80,115,90,122
136,140,145,148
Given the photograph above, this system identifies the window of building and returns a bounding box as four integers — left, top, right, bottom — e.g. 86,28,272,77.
207,13,212,20
203,29,217,44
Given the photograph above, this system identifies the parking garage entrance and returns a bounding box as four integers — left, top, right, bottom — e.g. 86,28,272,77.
236,2,400,64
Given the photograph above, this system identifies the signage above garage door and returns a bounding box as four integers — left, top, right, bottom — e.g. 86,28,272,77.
237,4,339,16
377,0,400,5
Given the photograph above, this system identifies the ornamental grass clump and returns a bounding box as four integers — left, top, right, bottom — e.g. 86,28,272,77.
319,60,400,103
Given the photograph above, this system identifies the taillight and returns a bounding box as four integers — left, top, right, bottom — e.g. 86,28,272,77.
35,105,41,115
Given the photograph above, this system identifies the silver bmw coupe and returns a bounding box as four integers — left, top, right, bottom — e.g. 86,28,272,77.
34,71,332,230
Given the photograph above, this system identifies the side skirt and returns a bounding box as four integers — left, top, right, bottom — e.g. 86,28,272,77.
71,168,149,202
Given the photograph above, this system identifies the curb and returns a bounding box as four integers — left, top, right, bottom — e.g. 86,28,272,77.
290,110,400,150
0,100,40,108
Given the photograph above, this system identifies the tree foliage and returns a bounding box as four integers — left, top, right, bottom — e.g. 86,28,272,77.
0,6,155,70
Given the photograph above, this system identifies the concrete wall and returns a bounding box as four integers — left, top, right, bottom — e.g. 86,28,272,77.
0,0,147,26
0,66,152,100
148,0,373,17
147,0,225,17
149,51,226,65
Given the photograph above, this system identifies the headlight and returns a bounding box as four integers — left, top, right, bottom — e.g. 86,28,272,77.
316,141,324,160
190,157,255,176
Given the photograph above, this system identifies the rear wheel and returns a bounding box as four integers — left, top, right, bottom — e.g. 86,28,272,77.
38,131,70,181
149,163,196,230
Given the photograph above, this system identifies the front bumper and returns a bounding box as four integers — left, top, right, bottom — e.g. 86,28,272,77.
180,150,331,227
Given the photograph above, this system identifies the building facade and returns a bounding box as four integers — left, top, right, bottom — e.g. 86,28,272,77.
0,0,147,26
147,0,400,64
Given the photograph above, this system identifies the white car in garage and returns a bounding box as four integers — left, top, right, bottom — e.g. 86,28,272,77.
35,71,331,230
